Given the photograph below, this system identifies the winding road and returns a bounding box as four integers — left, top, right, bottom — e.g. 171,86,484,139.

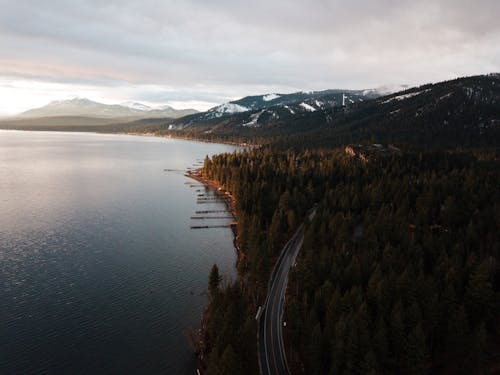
258,208,316,375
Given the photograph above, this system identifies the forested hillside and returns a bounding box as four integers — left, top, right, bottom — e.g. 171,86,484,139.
169,74,500,149
286,152,499,374
199,147,500,374
198,74,500,375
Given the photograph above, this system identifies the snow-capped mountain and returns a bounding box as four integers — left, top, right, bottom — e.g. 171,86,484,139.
172,89,376,128
164,74,499,146
20,98,197,119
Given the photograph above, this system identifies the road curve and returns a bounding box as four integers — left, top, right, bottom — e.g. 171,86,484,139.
258,208,316,375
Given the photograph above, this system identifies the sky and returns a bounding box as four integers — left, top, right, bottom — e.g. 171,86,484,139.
0,0,499,115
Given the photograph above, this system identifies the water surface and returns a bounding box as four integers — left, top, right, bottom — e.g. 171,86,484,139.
0,130,238,374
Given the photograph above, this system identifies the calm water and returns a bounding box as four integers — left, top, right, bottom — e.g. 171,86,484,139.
0,130,238,374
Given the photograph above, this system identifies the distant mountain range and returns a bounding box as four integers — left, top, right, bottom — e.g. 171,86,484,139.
19,97,197,119
169,89,383,129
2,76,497,149
0,87,394,129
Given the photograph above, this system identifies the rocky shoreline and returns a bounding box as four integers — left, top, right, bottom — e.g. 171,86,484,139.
185,168,242,374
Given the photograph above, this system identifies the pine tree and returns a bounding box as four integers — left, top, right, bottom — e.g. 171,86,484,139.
219,345,241,375
406,324,429,375
208,264,221,299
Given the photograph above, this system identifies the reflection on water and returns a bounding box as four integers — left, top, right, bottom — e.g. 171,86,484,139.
0,130,237,374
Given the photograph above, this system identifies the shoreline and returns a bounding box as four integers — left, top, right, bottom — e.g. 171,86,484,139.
0,128,256,148
185,168,243,374
123,131,255,148
185,168,241,260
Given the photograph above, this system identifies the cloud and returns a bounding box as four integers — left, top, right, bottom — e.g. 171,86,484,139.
0,0,498,114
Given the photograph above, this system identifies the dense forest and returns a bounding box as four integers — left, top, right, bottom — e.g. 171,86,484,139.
286,152,499,374
202,148,316,374
199,146,500,374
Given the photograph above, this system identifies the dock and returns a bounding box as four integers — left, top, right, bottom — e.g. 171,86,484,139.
195,210,231,214
191,216,234,219
190,225,232,229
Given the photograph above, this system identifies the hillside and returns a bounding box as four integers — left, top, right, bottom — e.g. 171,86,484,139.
2,75,498,149
196,75,499,375
201,147,500,374
309,74,500,148
168,89,376,130
167,74,500,149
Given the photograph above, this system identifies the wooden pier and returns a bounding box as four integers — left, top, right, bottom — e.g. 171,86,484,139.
195,210,231,214
190,225,231,229
191,216,234,219
186,167,237,231
164,169,185,172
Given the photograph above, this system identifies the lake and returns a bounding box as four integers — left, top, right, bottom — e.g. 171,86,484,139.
0,130,238,374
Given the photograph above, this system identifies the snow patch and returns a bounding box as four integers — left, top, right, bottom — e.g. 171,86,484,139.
368,84,410,96
439,92,453,101
283,105,295,114
300,102,316,112
463,87,475,98
242,110,264,127
211,102,249,117
263,93,280,101
121,101,152,111
382,89,430,104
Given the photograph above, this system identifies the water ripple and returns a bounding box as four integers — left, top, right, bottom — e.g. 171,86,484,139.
0,131,238,374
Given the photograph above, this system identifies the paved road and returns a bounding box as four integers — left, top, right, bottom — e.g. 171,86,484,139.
258,208,316,375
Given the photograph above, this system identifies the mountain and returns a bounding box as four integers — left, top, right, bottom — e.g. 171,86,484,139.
309,73,500,148
19,98,197,119
165,74,499,148
5,76,497,145
169,89,379,130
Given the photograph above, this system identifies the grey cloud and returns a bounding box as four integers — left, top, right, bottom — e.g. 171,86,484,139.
0,0,498,110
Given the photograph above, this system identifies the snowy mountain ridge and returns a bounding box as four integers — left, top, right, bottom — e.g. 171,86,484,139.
20,98,197,119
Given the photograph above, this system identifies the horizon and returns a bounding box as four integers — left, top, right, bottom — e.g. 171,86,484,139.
0,80,413,116
2,73,496,117
1,0,499,115
2,84,392,116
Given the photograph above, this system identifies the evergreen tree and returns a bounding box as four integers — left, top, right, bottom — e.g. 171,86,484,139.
208,264,221,299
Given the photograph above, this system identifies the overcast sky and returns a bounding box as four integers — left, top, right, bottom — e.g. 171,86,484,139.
0,0,498,114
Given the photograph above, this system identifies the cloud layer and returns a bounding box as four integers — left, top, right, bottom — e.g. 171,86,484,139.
0,0,499,114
